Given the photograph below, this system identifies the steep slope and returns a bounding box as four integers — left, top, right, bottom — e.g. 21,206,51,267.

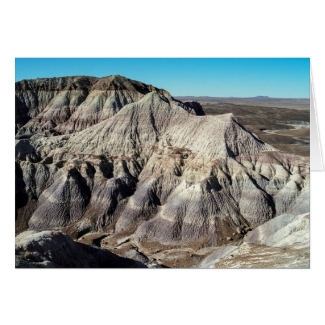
15,75,310,268
15,76,97,133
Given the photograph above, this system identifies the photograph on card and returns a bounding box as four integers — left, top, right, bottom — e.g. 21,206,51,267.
15,58,310,268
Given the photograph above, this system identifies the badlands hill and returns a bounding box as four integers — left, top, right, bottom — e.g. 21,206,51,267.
16,75,204,136
15,75,310,268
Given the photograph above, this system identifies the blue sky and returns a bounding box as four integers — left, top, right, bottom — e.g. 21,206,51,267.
15,58,310,98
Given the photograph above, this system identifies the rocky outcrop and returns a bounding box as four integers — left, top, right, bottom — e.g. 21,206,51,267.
15,230,146,268
244,212,309,247
15,75,310,268
199,213,309,268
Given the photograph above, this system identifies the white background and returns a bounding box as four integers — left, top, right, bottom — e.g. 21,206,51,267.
1,1,324,324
